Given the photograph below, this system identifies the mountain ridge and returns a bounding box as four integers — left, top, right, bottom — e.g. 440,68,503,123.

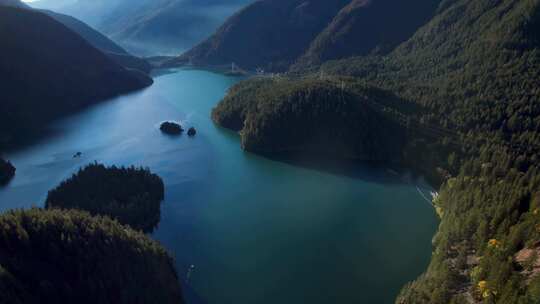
0,6,152,149
167,0,441,72
30,0,254,56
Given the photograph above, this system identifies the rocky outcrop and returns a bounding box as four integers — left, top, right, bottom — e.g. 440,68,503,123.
160,121,184,135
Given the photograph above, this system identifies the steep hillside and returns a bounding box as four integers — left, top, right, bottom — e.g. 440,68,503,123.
0,0,27,8
167,0,351,71
0,6,152,149
40,9,127,55
212,0,540,302
169,0,440,72
31,0,253,56
0,208,184,304
41,10,152,73
293,0,440,69
1,1,152,73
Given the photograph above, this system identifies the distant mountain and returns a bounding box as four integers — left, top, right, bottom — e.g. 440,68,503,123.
0,6,151,148
167,0,440,72
167,0,351,71
41,9,127,55
30,0,253,56
1,0,151,73
40,10,152,73
0,0,28,8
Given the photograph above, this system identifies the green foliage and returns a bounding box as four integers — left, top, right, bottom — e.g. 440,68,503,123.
214,0,540,302
310,0,540,302
213,77,408,161
0,208,183,304
45,163,165,233
293,0,440,69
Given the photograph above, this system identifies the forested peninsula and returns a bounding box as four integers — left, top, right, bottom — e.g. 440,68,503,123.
210,0,540,302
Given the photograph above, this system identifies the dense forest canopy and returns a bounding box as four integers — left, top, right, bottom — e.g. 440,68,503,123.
292,0,441,70
45,163,165,233
0,208,183,304
212,77,407,161
212,0,540,302
1,0,539,302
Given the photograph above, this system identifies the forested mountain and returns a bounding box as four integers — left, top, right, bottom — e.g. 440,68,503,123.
168,0,351,71
0,6,152,150
42,10,127,55
40,10,152,73
0,0,151,73
168,0,440,72
0,208,184,304
212,0,540,302
0,0,26,8
292,0,440,70
30,0,253,56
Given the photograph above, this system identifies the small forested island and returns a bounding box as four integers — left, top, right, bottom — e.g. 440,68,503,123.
0,158,15,185
0,208,183,304
45,163,165,233
160,121,184,135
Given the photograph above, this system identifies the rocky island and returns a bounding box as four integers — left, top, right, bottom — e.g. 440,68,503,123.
160,121,184,135
0,208,183,304
45,163,165,233
0,158,15,185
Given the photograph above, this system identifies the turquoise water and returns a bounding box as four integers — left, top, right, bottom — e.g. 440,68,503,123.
0,69,438,304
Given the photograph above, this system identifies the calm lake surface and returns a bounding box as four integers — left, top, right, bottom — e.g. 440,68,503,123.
0,69,438,304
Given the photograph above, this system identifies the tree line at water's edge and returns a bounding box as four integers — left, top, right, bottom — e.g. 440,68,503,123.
210,0,540,303
0,208,183,304
0,164,184,304
45,163,165,233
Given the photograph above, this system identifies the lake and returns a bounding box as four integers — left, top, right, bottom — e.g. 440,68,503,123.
0,69,438,304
